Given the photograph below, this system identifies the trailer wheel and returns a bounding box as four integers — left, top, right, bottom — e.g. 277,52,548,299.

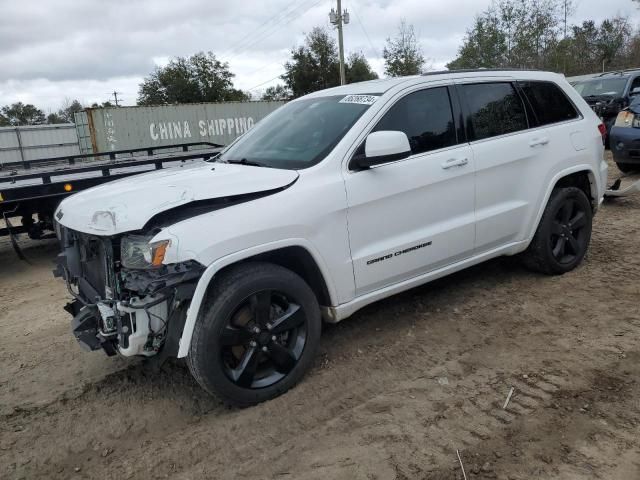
522,187,592,275
187,262,321,407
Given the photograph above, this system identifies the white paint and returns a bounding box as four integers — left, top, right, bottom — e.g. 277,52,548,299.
149,123,159,140
56,70,607,362
56,161,298,235
149,117,256,142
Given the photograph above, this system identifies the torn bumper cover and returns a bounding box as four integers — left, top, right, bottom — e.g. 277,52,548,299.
54,226,204,358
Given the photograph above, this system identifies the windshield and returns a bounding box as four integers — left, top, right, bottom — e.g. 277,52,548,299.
217,95,376,169
573,77,628,97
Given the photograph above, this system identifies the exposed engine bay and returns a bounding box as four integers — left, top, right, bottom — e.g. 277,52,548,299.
53,225,204,359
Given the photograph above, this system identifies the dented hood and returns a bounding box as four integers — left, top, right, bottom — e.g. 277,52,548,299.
55,161,298,235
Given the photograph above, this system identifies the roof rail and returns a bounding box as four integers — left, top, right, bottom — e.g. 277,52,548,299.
421,68,543,76
595,67,640,77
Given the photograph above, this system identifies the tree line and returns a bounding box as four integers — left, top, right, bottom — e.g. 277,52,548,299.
0,99,112,127
448,0,640,75
136,21,426,104
5,0,640,126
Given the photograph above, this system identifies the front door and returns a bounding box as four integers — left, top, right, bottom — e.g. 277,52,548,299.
344,85,476,296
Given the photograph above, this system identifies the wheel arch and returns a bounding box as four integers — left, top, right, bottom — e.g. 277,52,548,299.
552,170,597,210
526,166,598,247
176,239,336,358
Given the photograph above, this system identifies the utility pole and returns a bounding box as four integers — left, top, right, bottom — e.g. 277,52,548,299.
111,91,122,107
329,1,349,85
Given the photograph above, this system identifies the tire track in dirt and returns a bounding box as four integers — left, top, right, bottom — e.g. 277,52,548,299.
1,158,639,479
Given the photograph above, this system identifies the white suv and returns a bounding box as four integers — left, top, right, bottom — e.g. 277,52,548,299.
54,70,608,406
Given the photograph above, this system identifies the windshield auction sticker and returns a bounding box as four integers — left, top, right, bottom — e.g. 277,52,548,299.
339,94,379,105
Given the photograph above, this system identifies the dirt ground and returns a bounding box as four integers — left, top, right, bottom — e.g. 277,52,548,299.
1,155,639,480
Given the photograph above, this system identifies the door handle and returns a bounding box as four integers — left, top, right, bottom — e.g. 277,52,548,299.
441,157,469,169
529,137,550,147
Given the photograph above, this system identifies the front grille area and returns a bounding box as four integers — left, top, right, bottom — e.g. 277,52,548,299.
78,234,108,298
57,226,114,302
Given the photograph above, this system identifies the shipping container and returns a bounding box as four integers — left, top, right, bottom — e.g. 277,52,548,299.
0,124,80,166
75,101,286,153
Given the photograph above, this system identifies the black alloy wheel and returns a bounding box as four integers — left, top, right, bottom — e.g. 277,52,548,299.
221,290,307,389
549,197,589,265
188,262,321,407
522,186,593,275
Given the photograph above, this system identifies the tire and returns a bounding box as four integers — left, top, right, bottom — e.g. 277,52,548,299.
616,162,637,174
522,187,593,275
187,262,321,407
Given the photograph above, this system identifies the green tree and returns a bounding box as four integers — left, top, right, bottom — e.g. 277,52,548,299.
282,27,340,97
261,84,292,101
57,99,84,123
447,13,506,69
345,52,379,83
90,101,114,108
597,16,632,70
46,112,66,124
448,0,562,70
0,102,46,126
383,20,426,76
138,52,249,105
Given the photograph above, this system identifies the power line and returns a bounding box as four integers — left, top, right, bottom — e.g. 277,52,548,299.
219,0,310,59
224,0,326,65
351,8,380,58
221,0,318,61
244,58,288,79
247,73,285,91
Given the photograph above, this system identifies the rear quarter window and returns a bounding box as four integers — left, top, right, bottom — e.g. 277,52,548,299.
459,82,528,141
518,81,579,126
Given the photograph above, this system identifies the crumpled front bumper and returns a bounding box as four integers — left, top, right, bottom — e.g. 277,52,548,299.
69,303,118,355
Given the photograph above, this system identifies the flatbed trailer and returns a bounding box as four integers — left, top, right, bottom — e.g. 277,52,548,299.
0,142,222,240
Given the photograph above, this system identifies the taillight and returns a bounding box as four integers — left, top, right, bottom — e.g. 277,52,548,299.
598,123,607,143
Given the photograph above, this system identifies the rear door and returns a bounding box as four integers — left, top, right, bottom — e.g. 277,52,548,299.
344,84,475,296
456,80,549,253
516,80,585,230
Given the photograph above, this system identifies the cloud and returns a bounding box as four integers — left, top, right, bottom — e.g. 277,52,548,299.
0,0,638,110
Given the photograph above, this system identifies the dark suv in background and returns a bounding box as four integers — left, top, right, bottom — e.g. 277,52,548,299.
572,69,640,141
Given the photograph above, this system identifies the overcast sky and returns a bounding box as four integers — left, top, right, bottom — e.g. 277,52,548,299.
1,0,638,111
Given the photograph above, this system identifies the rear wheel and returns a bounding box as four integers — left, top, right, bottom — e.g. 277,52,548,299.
187,262,321,407
522,187,592,275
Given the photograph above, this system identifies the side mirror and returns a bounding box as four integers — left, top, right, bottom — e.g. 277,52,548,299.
350,130,411,170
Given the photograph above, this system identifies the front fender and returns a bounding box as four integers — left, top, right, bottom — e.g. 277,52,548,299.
176,238,337,358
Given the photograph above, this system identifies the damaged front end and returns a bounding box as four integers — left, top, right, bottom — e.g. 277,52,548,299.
53,225,204,360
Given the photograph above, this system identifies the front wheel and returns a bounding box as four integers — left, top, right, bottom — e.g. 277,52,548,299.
187,262,321,407
522,187,593,275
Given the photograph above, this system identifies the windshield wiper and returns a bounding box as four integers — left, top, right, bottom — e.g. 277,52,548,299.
224,158,269,167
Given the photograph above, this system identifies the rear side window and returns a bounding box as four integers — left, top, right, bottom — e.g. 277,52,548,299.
519,81,579,126
460,82,528,141
373,87,457,155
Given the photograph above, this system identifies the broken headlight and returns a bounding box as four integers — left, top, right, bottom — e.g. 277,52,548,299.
614,110,640,128
121,235,170,269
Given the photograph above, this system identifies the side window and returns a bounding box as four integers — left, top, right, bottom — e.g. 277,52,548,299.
373,87,456,155
460,82,528,141
519,81,579,126
629,76,640,96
